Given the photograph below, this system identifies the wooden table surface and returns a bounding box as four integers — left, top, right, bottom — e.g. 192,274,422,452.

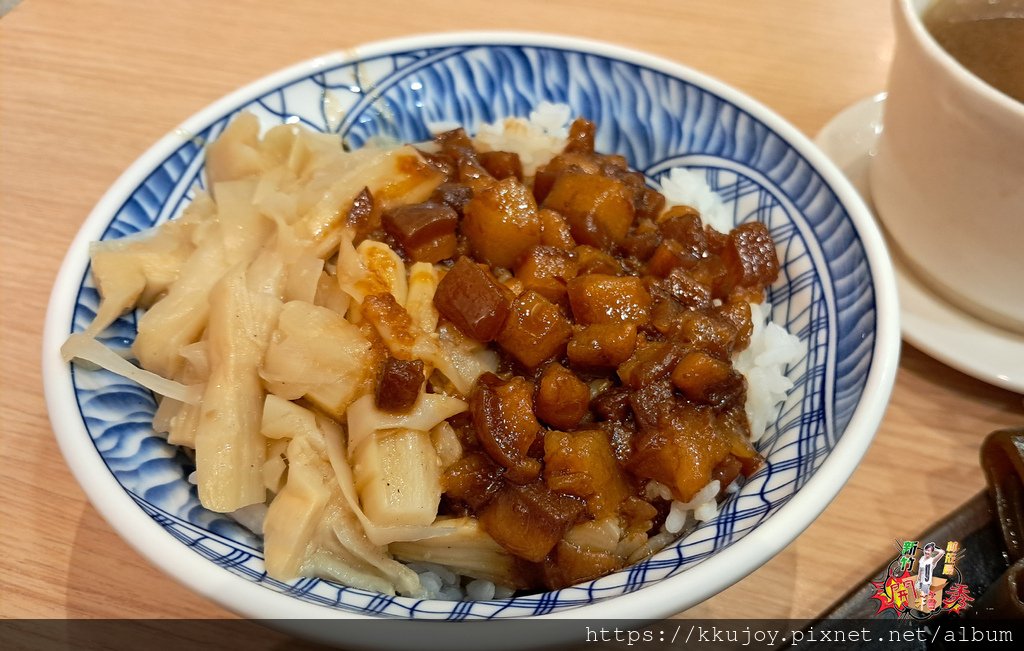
2,0,1022,636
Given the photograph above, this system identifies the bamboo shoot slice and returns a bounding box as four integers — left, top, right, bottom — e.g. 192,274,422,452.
194,265,280,512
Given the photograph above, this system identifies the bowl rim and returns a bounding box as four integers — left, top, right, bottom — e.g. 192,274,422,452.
42,30,900,622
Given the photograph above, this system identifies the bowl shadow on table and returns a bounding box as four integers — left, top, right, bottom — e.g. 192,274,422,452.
63,502,326,651
897,341,1022,521
61,504,575,651
676,542,801,619
59,499,804,650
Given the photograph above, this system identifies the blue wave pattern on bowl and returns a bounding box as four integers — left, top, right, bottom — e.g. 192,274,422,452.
69,44,874,618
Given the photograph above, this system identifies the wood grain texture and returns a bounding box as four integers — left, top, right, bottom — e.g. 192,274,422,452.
2,0,1021,634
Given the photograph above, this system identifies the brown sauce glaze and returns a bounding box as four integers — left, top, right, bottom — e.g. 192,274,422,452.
374,119,779,590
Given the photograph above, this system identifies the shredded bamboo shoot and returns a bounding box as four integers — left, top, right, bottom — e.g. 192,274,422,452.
194,265,280,512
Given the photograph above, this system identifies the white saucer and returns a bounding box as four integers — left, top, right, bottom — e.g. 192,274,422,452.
816,93,1024,393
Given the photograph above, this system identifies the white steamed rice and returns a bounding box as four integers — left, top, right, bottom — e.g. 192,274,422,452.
658,167,734,233
461,101,573,177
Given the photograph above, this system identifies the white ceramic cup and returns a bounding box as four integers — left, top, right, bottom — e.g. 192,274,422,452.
870,0,1024,334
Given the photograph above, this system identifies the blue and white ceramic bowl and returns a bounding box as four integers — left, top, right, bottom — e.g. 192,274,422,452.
43,33,899,624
